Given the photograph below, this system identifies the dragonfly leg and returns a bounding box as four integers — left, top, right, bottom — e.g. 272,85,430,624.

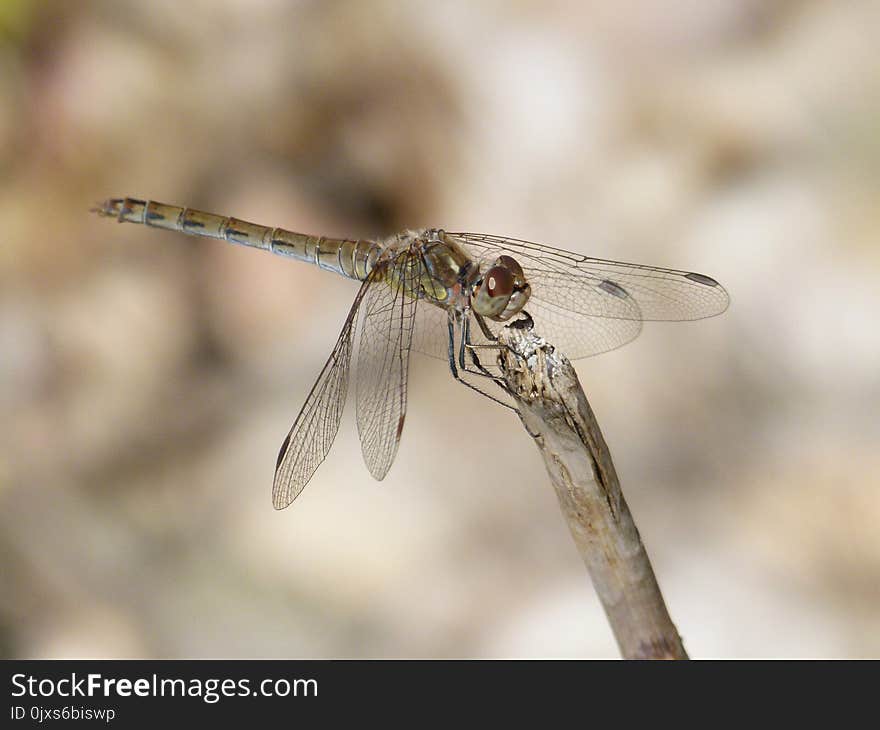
462,311,536,379
460,315,505,381
470,310,534,343
460,312,507,357
447,316,514,410
475,312,499,342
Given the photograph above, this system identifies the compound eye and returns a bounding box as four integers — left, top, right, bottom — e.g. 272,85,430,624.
496,255,524,282
484,265,514,298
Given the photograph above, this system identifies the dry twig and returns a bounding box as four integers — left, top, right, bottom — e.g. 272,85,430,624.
497,322,688,660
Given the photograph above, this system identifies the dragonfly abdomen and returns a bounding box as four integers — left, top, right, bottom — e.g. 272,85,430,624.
94,197,380,281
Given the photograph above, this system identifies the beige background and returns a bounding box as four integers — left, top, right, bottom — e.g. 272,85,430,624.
1,0,878,657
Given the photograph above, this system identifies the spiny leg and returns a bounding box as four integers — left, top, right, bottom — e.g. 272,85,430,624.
460,312,510,385
459,317,501,382
447,316,514,410
462,310,536,379
475,311,499,342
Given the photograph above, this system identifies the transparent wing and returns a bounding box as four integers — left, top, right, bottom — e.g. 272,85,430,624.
272,273,374,509
410,303,451,360
447,232,729,360
356,250,420,480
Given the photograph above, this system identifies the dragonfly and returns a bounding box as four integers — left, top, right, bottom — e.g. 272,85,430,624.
94,197,729,508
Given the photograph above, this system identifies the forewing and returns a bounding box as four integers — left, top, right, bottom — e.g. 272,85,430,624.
448,232,728,359
356,250,420,480
272,276,372,509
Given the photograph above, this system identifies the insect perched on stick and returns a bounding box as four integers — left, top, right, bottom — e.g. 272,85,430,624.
94,197,729,508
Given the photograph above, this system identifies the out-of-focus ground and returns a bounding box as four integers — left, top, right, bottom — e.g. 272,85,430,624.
1,0,878,658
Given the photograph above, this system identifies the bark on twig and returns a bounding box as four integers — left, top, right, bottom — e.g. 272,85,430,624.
497,322,688,660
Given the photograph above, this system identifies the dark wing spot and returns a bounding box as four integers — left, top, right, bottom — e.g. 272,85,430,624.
276,432,292,469
685,272,720,287
599,279,629,299
396,414,406,440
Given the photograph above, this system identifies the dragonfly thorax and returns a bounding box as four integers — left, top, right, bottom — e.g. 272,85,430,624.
388,228,479,308
401,229,532,321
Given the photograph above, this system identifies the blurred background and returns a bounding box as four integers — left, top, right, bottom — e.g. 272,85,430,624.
1,0,878,658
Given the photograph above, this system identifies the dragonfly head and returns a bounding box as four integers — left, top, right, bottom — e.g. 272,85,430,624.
471,255,531,321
